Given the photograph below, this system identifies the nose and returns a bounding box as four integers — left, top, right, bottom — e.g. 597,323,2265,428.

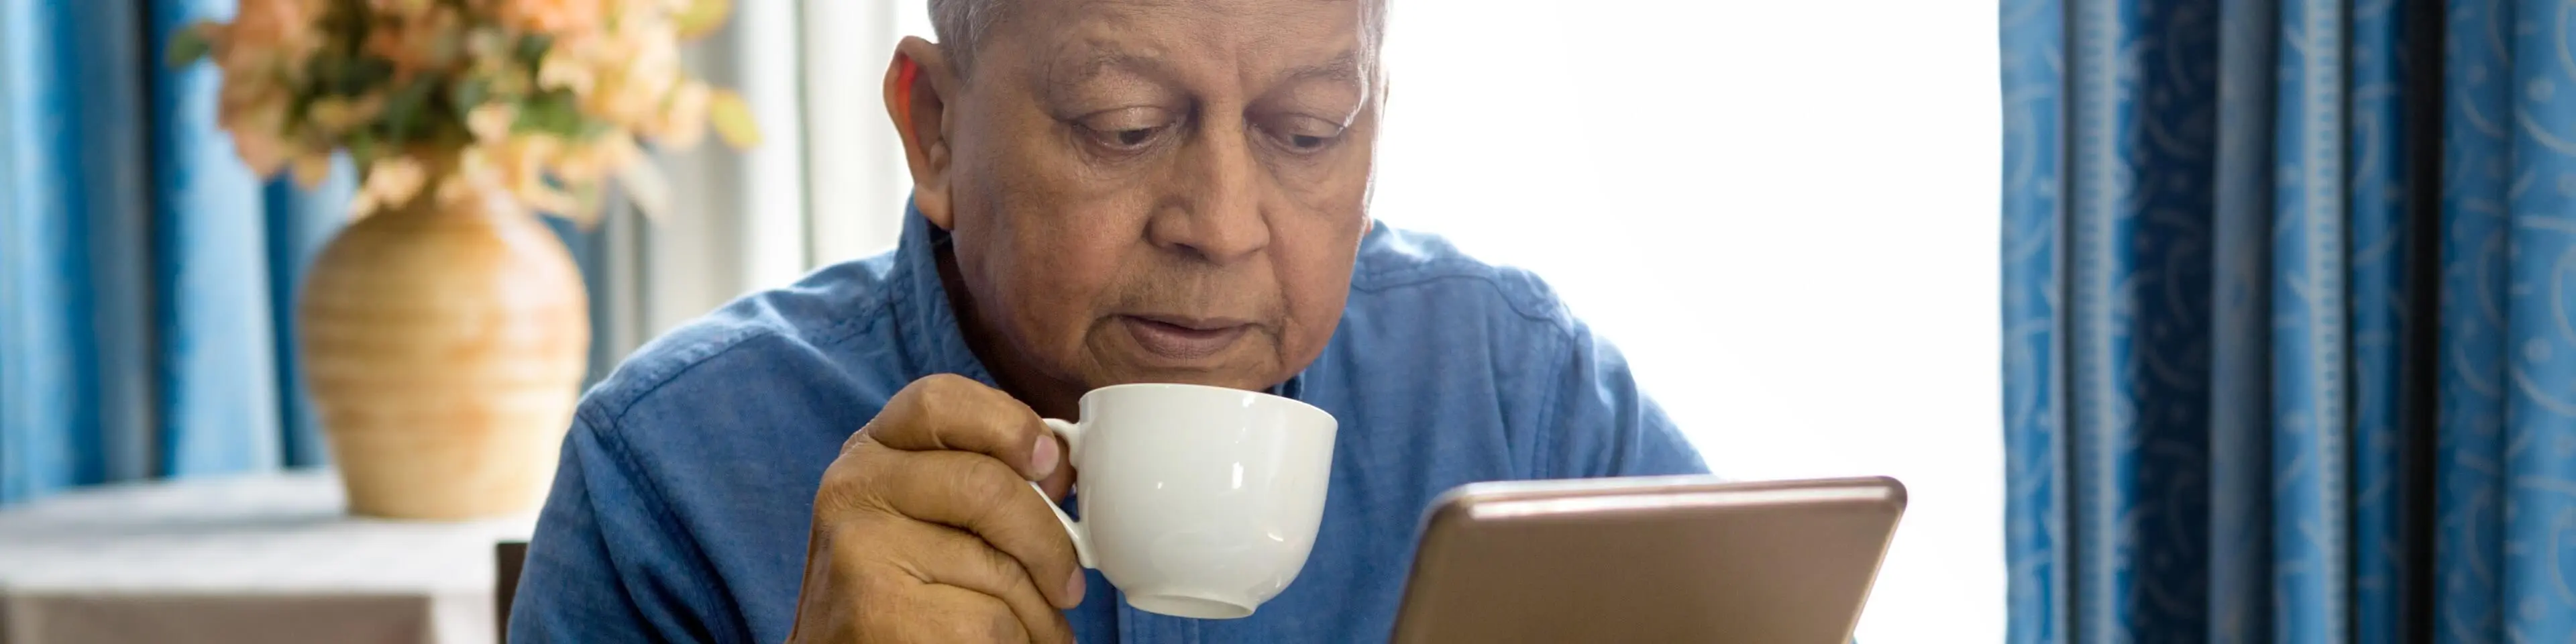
1146,121,1269,264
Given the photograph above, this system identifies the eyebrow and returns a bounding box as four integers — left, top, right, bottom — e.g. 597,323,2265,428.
1054,48,1172,88
1280,50,1363,86
1049,46,1366,89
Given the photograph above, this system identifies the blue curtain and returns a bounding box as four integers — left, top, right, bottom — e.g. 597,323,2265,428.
0,0,350,504
0,0,616,506
2002,0,2576,641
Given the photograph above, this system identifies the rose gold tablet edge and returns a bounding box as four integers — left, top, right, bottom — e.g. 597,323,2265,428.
1392,476,1908,643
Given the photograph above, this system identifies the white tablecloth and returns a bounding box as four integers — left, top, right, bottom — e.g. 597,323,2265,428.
0,470,535,644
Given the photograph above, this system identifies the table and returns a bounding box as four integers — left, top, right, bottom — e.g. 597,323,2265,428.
0,470,534,644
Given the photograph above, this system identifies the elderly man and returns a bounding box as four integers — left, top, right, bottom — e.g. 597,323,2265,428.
508,0,1706,641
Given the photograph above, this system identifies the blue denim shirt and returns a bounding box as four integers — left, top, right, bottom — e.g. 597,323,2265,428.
509,207,1709,643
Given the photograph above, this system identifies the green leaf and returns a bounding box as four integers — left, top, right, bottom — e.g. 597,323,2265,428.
675,0,732,40
488,72,530,101
347,129,382,166
307,55,393,97
302,56,337,89
513,34,553,64
343,58,394,95
286,92,318,131
708,89,762,148
381,79,437,144
329,0,372,52
447,78,492,113
513,91,584,138
166,23,213,67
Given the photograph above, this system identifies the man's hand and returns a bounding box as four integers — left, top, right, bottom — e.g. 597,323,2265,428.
786,374,1085,643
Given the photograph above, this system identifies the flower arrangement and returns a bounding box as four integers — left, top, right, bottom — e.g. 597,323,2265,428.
172,0,759,223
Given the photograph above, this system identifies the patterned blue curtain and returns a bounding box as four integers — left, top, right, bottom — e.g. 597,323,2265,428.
0,0,614,506
2002,0,2576,641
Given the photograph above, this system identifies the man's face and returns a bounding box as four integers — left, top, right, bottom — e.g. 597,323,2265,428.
905,0,1380,397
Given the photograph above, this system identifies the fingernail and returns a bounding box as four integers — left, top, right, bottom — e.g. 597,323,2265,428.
1030,435,1060,479
1063,570,1087,608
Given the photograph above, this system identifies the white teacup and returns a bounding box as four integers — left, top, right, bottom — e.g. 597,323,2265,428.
1032,383,1338,619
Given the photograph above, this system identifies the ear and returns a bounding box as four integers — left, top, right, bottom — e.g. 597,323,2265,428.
885,36,959,229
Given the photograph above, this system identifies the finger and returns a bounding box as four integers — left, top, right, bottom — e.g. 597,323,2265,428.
871,582,1031,644
865,374,1059,480
880,519,1077,643
1036,433,1076,502
855,448,1087,609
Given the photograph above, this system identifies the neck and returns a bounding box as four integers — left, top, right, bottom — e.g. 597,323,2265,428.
933,242,1085,420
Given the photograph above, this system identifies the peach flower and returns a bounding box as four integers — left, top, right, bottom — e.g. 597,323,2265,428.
191,0,751,220
498,0,604,34
364,5,464,76
221,0,325,66
466,104,518,143
649,80,710,149
350,156,429,215
216,82,294,176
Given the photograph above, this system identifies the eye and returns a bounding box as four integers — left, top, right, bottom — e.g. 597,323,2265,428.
1263,116,1345,153
1074,107,1177,152
1110,127,1160,147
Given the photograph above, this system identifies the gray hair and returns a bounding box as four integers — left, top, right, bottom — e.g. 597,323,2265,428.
927,0,1008,77
927,0,1388,79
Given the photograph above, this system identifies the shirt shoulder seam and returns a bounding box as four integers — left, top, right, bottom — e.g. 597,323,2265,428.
1530,323,1571,479
594,290,895,425
1349,260,1577,333
1351,257,1583,480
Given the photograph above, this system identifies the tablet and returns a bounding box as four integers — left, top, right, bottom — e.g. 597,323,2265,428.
1387,475,1904,643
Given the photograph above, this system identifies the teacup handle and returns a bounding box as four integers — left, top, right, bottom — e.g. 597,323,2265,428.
1030,418,1097,569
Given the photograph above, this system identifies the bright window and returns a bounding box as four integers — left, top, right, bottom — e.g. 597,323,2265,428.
1370,2,2004,641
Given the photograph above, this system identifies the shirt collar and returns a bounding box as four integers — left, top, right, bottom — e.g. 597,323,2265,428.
885,201,1306,400
889,201,1003,387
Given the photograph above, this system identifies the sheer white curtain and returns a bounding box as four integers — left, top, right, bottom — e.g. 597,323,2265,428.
598,0,918,356
801,1,929,266
589,0,823,358
798,2,2006,640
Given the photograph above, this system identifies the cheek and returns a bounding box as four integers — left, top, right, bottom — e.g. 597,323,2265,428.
1269,212,1368,359
969,186,1143,356
998,230,1124,335
1261,155,1374,364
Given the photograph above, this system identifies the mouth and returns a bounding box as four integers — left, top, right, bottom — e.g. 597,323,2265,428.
1118,315,1253,362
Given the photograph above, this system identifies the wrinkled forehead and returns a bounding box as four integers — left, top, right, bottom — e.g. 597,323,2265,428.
988,0,1381,91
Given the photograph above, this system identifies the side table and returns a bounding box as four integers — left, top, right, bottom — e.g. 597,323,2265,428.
0,470,535,644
